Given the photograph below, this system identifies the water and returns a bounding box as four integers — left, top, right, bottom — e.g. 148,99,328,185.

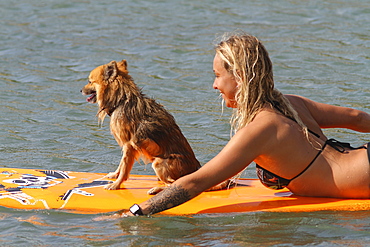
0,0,369,245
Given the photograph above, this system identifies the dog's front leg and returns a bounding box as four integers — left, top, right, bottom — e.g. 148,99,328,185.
104,165,121,179
104,144,137,190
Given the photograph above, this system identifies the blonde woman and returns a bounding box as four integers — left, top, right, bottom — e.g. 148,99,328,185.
124,33,370,217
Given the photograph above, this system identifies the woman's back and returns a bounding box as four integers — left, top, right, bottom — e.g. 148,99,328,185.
252,95,370,198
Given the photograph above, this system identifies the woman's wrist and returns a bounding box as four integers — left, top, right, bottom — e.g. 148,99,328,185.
129,203,144,216
123,203,149,217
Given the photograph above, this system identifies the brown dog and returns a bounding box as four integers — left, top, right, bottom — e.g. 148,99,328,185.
81,60,203,194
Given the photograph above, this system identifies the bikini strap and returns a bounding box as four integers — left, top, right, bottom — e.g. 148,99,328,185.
291,138,367,181
326,138,367,153
290,141,328,181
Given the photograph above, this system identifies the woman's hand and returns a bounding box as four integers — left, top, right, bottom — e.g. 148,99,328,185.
93,210,134,221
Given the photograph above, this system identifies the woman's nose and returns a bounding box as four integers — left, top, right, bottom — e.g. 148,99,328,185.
212,80,218,89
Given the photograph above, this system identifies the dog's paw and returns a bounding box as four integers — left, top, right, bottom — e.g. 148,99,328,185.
104,182,121,190
104,172,119,179
147,186,164,195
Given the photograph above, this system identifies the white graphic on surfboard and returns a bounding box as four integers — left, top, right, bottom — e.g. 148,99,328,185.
0,170,111,209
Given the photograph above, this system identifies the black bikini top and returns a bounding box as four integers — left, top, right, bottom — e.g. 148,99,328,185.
256,103,366,190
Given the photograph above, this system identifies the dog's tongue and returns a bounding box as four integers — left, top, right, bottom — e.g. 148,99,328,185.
87,93,96,102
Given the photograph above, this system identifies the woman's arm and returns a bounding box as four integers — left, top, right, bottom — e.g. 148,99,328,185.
289,95,370,132
132,122,272,216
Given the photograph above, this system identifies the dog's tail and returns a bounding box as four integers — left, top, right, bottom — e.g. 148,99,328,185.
152,153,200,184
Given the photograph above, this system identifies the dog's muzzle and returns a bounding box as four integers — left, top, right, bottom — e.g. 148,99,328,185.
81,88,97,103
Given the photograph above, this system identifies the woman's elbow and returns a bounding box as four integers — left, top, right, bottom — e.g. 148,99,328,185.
175,173,207,196
351,110,370,132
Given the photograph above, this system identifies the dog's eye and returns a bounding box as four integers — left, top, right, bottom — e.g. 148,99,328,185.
88,80,92,84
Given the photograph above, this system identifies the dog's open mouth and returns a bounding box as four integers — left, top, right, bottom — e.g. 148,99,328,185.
86,92,97,103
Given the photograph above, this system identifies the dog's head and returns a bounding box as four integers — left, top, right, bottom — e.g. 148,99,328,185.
81,59,129,106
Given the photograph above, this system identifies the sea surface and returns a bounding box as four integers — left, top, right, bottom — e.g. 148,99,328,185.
0,0,369,246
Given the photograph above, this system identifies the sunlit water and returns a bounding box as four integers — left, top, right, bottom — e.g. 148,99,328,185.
0,0,369,245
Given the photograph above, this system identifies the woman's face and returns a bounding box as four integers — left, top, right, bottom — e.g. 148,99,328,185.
213,54,238,108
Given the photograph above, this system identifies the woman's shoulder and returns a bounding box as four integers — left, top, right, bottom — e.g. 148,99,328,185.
284,94,314,117
249,107,294,131
284,94,311,106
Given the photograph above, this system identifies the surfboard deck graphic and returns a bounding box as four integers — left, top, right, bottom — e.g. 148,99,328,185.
0,168,368,214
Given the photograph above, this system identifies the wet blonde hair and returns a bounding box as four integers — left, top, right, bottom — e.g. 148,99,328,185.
215,32,308,138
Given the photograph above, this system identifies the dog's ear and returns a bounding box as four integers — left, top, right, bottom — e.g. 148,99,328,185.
104,61,118,83
121,59,128,69
116,59,128,72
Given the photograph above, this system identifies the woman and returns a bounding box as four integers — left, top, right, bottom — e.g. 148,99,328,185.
124,33,370,217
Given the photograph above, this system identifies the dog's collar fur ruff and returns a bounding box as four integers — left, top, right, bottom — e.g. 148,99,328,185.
98,106,116,117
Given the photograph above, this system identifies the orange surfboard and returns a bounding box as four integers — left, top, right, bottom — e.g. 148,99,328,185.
0,167,369,214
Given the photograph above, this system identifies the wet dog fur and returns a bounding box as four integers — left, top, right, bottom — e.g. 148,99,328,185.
81,60,203,194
